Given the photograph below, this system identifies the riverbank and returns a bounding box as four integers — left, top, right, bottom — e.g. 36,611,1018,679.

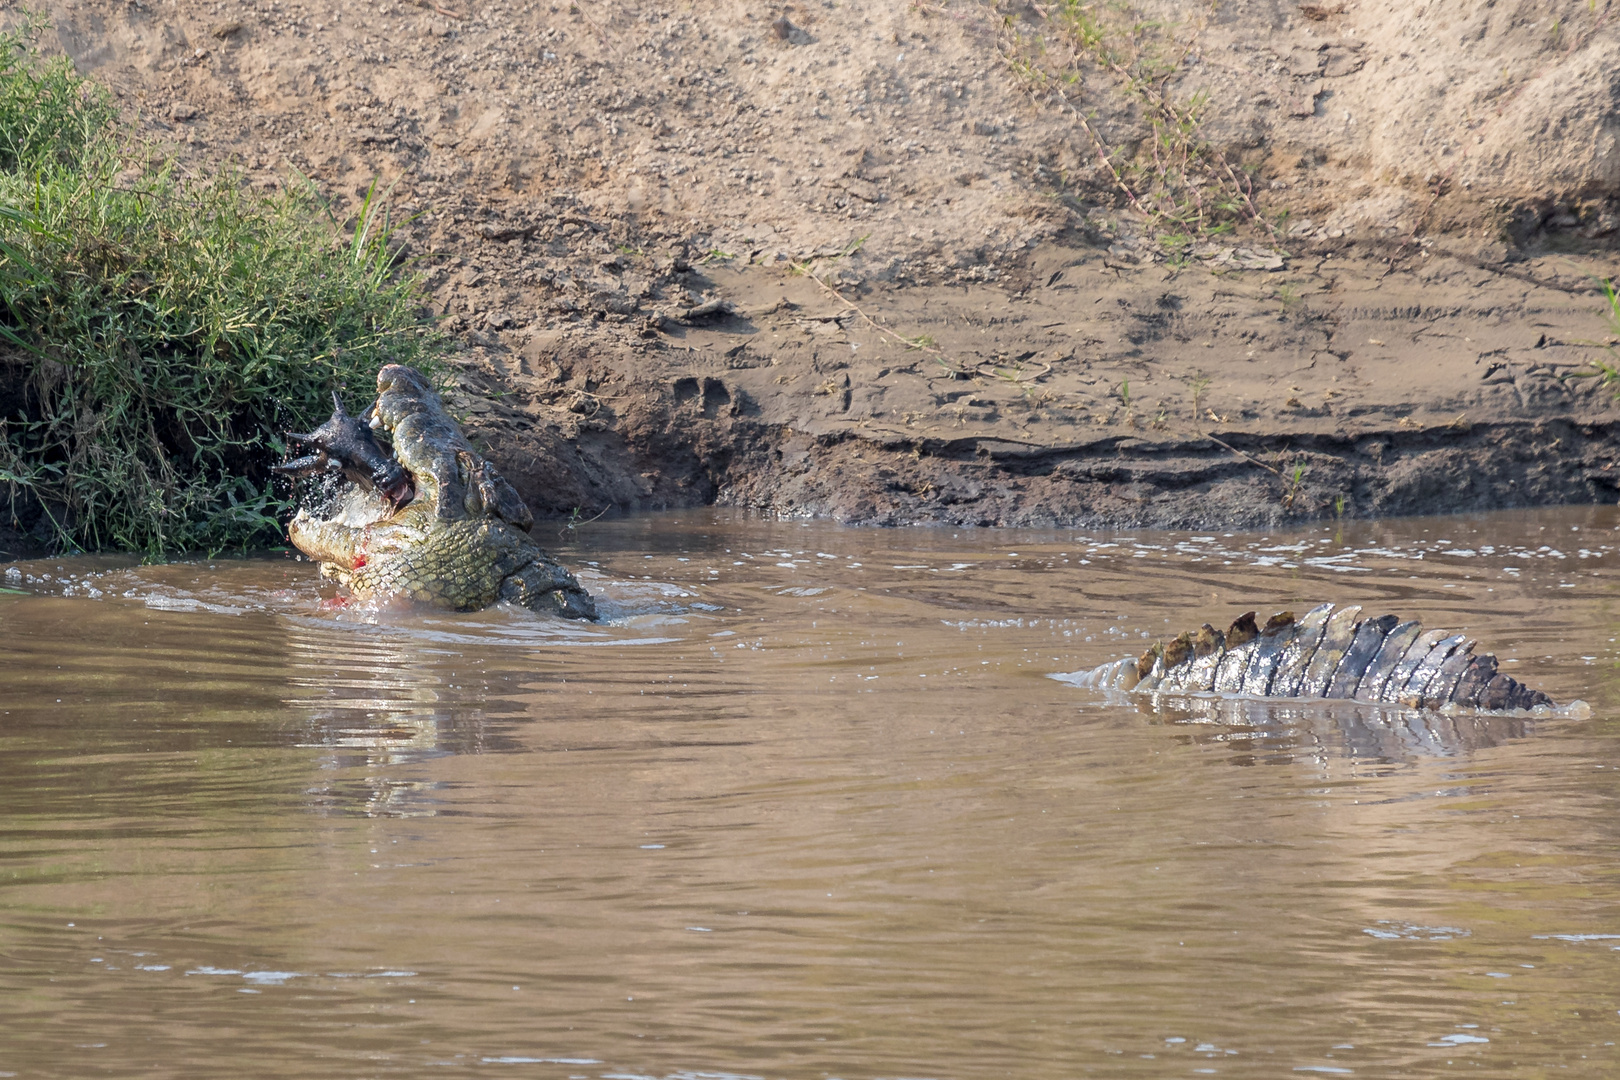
13,0,1620,537
455,241,1620,528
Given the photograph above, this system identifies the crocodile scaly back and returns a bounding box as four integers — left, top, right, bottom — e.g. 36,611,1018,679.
1073,604,1553,713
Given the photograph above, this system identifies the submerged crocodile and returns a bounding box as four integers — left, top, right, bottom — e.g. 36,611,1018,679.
1070,605,1562,714
280,364,597,619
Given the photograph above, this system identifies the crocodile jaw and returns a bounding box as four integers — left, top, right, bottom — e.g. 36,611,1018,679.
286,365,459,579
286,485,395,572
284,365,593,618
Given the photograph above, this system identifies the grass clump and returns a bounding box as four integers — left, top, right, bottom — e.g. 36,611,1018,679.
1579,277,1620,394
989,0,1277,253
0,18,445,556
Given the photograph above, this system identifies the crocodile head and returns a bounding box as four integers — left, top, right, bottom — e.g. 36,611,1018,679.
285,364,597,619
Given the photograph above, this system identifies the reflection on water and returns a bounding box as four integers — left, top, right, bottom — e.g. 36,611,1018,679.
2,506,1620,1078
1121,692,1534,767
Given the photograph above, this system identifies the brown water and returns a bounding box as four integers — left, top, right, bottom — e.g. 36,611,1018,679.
3,507,1620,1079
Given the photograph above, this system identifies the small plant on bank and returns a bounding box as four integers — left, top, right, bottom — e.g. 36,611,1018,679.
1281,461,1307,511
1577,277,1620,397
1185,374,1211,427
0,19,446,556
991,0,1278,254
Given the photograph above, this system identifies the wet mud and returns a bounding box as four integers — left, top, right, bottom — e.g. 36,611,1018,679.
466,245,1620,529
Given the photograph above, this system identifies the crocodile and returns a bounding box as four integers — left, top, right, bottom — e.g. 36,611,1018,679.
282,364,597,619
1068,605,1562,714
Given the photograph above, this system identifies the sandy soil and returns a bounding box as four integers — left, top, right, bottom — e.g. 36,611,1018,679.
24,0,1620,527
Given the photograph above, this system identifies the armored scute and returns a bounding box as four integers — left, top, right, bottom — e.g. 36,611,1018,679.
1071,604,1556,713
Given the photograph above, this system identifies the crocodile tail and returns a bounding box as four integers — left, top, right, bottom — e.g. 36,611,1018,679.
1075,604,1557,712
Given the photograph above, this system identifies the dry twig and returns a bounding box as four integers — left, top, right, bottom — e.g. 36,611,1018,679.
797,266,968,376
1383,169,1453,276
1044,83,1154,221
408,0,464,18
1202,431,1286,480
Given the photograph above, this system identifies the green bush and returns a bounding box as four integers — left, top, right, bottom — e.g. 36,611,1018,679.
0,18,445,555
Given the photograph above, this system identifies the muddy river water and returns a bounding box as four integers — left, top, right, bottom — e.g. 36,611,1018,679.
3,508,1619,1078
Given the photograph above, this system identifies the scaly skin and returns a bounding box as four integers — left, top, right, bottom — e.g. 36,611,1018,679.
287,364,597,619
1072,604,1556,713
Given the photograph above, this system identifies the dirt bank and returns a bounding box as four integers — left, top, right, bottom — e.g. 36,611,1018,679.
23,0,1620,529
